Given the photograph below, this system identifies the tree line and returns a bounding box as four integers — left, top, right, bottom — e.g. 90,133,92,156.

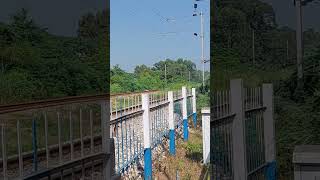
111,58,209,93
0,9,109,105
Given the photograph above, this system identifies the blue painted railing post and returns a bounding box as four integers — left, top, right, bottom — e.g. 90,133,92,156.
32,119,38,172
142,93,152,179
182,86,188,141
266,161,277,180
263,84,277,180
168,91,175,155
192,88,197,127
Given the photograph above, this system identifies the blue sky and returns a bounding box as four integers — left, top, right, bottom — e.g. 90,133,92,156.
111,0,210,72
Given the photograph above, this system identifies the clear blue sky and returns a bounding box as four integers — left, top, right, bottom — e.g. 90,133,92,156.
111,0,210,72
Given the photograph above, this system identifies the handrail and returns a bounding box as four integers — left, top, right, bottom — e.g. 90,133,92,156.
111,90,159,97
0,90,160,115
0,94,109,115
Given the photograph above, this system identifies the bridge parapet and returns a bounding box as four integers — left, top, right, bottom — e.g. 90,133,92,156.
0,94,115,179
110,86,197,179
0,86,197,179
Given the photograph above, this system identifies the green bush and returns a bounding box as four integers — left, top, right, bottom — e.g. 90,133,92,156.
185,142,202,162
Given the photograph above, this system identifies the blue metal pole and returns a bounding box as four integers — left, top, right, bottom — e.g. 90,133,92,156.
129,123,132,162
32,119,38,172
133,129,136,160
125,119,128,164
266,161,277,180
183,119,188,141
144,148,152,180
193,113,197,127
116,122,120,172
182,87,188,141
121,118,124,172
169,129,175,155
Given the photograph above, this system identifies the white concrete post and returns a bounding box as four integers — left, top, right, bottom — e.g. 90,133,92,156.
182,86,188,141
230,79,247,180
168,91,175,155
201,108,210,164
101,100,113,179
192,88,197,127
263,83,275,162
141,93,152,179
263,83,277,179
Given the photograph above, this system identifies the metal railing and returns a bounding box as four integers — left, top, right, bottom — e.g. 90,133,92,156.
0,94,113,180
0,86,197,179
211,89,233,180
202,79,276,180
244,87,267,180
110,86,197,178
110,93,144,174
173,90,184,129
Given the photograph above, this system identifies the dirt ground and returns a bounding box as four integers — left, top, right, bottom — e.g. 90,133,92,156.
153,128,208,180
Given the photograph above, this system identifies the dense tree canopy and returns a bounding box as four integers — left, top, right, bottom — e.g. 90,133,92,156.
0,8,109,105
111,59,208,93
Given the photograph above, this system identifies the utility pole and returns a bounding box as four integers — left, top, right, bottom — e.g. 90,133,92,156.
252,28,255,65
295,0,303,91
193,1,206,88
200,11,205,88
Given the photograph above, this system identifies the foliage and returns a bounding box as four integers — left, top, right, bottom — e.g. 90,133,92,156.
110,58,207,93
0,8,109,105
212,0,320,179
184,132,203,162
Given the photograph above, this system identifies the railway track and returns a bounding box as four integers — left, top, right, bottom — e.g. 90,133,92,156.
0,91,159,115
0,135,103,179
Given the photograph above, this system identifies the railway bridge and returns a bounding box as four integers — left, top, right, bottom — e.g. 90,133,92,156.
0,86,197,180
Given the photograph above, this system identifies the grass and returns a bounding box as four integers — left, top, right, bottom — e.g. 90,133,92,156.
153,128,207,180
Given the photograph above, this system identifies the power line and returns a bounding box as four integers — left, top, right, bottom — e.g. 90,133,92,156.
151,8,176,24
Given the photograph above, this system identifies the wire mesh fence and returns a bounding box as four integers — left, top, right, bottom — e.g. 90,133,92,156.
244,87,267,180
110,94,144,174
173,90,183,129
207,80,274,180
110,87,196,176
211,90,233,180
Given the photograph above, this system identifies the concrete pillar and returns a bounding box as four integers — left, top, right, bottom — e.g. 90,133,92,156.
182,86,188,141
168,91,176,155
201,108,210,164
192,88,197,127
263,83,277,180
230,79,247,180
142,93,152,179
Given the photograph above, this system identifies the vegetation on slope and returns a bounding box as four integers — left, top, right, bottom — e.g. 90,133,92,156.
110,59,209,93
211,0,320,179
0,8,109,105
